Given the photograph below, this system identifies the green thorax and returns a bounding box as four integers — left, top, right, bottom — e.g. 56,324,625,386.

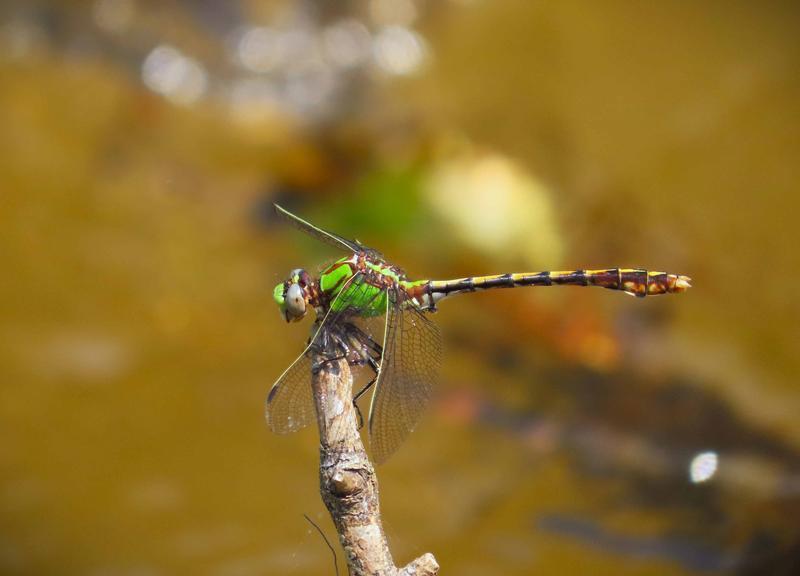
318,255,426,317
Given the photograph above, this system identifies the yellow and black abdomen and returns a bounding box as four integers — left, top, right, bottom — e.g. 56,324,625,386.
544,268,691,297
426,268,691,301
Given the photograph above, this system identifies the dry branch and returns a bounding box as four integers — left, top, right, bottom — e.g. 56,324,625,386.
311,354,439,576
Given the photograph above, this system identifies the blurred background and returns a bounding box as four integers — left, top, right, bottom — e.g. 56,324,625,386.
1,1,799,574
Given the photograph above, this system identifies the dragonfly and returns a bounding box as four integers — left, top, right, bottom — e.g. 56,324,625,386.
266,204,691,463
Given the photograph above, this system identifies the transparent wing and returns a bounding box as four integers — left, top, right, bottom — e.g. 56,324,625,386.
368,292,443,464
274,204,363,253
266,273,388,434
265,348,315,434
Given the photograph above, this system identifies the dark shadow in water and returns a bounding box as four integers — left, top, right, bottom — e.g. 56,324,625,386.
537,514,738,573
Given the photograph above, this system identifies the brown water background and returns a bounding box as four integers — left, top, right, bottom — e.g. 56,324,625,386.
1,1,799,574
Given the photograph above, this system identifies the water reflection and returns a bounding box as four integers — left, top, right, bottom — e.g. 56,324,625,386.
538,515,737,572
373,25,427,76
234,27,285,74
689,451,719,484
141,45,208,105
322,19,372,69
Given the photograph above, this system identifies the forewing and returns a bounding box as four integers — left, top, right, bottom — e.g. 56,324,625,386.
368,294,443,464
274,204,362,253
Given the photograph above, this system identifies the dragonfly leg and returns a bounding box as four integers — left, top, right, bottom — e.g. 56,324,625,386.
352,356,380,430
344,322,383,355
310,353,348,375
311,327,359,373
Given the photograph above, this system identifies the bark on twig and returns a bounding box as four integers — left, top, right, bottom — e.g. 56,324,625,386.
312,354,439,576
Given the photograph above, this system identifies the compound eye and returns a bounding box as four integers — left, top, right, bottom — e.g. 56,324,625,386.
285,283,306,319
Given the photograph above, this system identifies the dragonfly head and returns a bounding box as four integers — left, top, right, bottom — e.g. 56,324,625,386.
273,268,312,323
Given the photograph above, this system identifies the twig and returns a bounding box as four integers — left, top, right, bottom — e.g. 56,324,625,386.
311,354,439,576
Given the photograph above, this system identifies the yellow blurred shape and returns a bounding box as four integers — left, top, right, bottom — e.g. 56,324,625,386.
426,150,564,267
